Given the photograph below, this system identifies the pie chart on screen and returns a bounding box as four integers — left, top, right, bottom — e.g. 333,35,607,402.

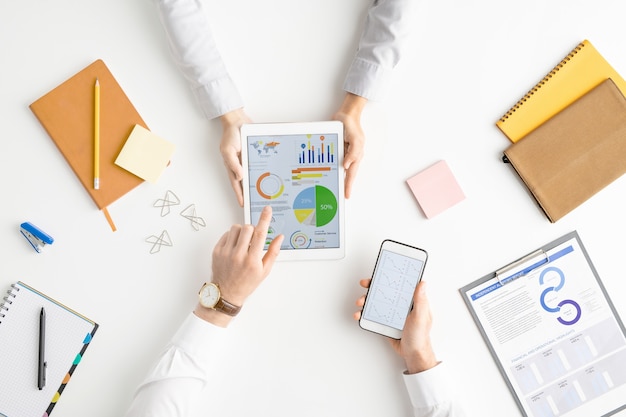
256,172,284,199
292,185,337,227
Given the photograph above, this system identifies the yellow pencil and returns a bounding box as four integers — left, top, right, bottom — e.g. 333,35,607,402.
94,78,100,190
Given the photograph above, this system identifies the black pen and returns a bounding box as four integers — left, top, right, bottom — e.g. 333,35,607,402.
38,307,46,390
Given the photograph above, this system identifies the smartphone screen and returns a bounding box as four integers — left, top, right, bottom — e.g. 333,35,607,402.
360,240,427,339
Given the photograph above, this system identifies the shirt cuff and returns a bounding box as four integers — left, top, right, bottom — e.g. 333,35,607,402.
170,312,228,364
192,76,245,120
402,362,453,409
342,57,393,102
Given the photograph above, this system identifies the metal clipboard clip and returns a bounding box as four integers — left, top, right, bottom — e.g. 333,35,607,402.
20,222,54,253
495,249,549,286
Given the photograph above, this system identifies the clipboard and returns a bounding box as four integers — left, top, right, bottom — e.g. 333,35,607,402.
460,231,626,417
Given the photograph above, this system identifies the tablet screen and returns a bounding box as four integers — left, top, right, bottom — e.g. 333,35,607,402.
243,124,343,254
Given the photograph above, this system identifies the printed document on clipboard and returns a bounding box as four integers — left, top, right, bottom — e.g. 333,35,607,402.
460,231,626,417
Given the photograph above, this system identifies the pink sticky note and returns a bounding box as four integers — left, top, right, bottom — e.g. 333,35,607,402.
406,160,465,218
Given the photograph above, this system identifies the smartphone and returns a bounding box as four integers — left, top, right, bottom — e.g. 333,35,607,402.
359,239,428,339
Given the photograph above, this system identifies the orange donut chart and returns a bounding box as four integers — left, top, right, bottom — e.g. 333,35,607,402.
256,172,284,199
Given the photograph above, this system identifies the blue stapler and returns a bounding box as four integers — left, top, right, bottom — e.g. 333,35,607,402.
20,222,54,253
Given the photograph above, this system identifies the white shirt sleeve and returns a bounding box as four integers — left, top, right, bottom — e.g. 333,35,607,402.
342,0,419,101
154,0,416,119
403,362,468,417
123,313,227,417
123,313,467,416
154,0,244,119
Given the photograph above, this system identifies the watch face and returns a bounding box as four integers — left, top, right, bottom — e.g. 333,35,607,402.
200,283,220,308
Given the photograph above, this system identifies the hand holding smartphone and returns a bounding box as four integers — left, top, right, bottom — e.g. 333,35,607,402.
359,240,428,339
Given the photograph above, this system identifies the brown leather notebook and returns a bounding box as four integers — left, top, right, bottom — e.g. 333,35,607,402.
30,60,146,228
503,78,626,222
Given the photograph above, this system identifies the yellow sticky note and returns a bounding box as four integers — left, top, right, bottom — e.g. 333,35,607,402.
115,125,175,183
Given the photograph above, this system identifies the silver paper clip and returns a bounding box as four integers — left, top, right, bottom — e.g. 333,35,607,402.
180,204,206,231
153,190,180,217
146,230,172,254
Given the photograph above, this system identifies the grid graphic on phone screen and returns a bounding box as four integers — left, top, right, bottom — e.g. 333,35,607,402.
363,250,424,330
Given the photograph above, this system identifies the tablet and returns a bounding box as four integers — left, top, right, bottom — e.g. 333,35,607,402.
241,121,345,260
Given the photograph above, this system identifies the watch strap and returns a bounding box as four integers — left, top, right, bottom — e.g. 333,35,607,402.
214,297,241,316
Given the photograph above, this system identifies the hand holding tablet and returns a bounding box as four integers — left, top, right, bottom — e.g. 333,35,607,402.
241,121,345,260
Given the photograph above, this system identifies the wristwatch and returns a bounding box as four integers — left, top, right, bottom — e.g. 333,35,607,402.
198,282,241,316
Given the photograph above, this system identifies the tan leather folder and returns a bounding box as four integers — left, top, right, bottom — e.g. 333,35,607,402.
503,78,626,222
30,59,146,229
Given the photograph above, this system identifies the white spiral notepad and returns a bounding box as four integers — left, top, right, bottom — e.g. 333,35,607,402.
0,282,98,417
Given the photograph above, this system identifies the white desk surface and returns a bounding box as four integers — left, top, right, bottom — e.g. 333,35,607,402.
2,1,626,416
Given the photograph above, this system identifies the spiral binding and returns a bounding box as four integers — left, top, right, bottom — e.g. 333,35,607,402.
0,283,20,323
498,41,586,123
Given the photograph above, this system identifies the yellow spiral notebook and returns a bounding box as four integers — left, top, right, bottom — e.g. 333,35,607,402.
496,40,626,142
